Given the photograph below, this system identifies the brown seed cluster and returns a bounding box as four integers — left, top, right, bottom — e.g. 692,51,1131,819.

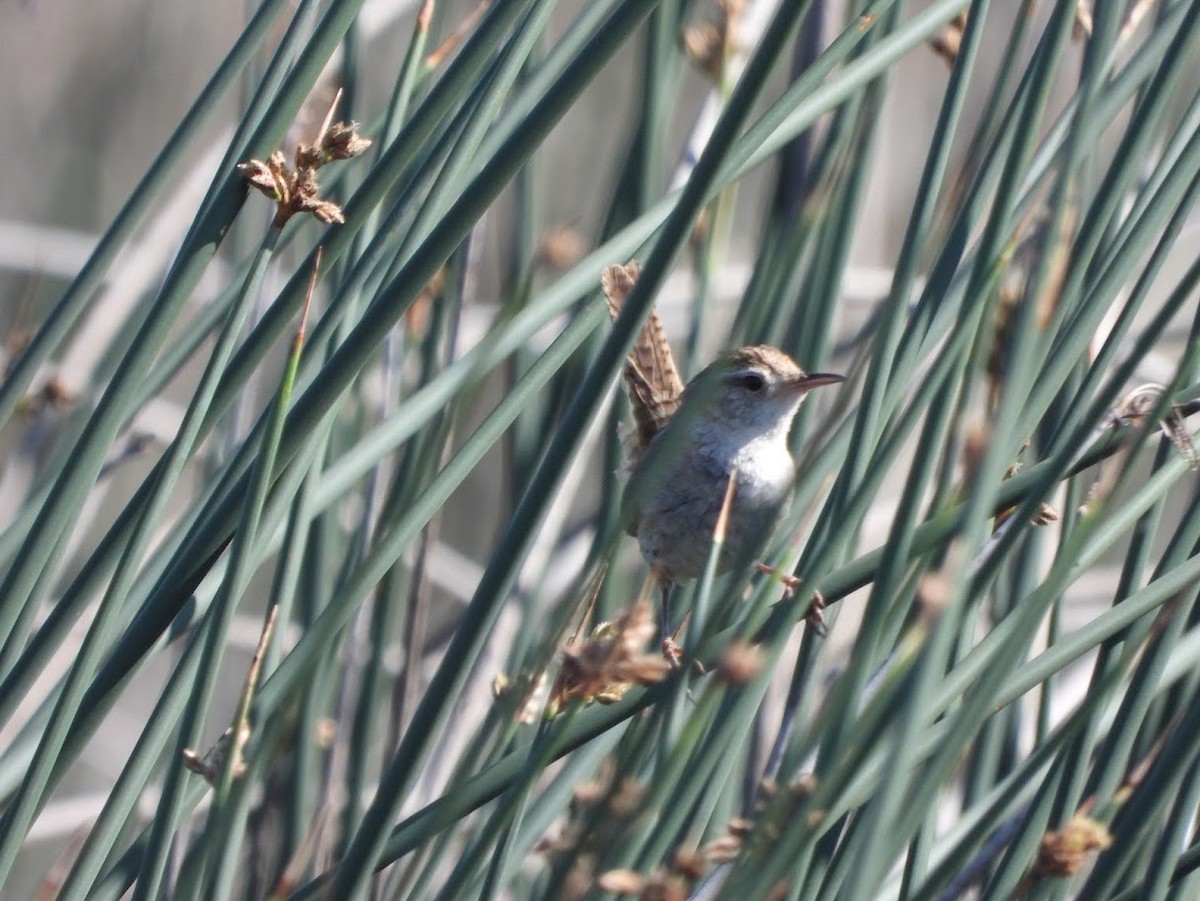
595,859,694,901
536,759,645,899
916,572,952,621
702,816,755,864
545,769,820,899
492,667,553,725
681,0,747,79
239,120,371,229
716,640,765,685
537,225,585,270
548,602,671,715
929,11,968,66
594,848,716,900
592,795,807,900
1031,815,1112,879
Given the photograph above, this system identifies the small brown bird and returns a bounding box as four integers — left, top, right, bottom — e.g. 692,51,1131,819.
603,262,843,655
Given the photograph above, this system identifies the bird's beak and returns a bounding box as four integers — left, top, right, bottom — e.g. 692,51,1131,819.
784,372,845,394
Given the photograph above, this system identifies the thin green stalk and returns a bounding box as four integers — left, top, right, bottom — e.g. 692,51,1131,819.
0,226,282,888
12,0,978,752
479,713,573,900
0,0,544,721
137,263,314,901
1140,751,1200,901
0,0,657,807
0,0,365,680
53,624,210,901
0,0,295,426
324,8,680,898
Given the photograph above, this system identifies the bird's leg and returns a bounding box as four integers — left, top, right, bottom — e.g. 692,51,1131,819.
659,579,682,666
755,561,799,589
755,562,827,637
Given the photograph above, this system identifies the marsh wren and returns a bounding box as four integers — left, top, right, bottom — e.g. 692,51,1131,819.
603,263,843,654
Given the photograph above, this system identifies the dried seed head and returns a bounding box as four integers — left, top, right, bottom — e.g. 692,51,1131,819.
702,814,754,863
596,687,627,705
1033,815,1111,878
238,160,275,196
961,419,989,479
537,225,586,270
293,143,324,172
1033,503,1060,526
541,757,648,899
39,378,74,409
630,873,688,901
681,0,746,80
239,120,370,227
491,668,552,723
917,571,952,619
703,835,741,863
682,23,724,77
572,781,605,808
492,672,511,698
789,774,818,798
563,861,593,901
717,640,765,684
239,151,290,201
597,869,644,895
727,817,754,837
929,11,968,65
307,199,346,225
672,849,707,881
549,602,670,712
319,120,372,161
610,777,644,817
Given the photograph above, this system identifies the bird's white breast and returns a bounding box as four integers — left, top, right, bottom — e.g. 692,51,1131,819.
633,417,797,583
731,435,796,507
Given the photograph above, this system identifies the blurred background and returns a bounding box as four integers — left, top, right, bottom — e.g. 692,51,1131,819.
2,2,1105,327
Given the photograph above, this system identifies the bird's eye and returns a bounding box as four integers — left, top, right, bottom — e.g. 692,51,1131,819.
736,372,766,392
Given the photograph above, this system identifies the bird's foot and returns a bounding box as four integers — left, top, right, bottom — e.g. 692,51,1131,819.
756,561,801,593
756,563,827,637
